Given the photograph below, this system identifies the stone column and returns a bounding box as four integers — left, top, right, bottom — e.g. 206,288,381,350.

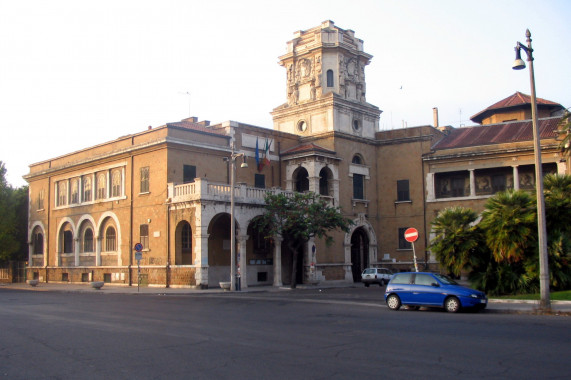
344,241,353,282
95,236,102,266
513,166,520,190
273,235,283,287
238,234,248,289
426,173,435,201
194,231,210,288
469,169,476,197
74,238,80,266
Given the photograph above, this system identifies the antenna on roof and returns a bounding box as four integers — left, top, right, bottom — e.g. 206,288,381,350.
179,91,191,117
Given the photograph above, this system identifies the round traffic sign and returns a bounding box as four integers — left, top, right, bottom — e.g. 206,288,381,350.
134,243,143,252
404,227,419,243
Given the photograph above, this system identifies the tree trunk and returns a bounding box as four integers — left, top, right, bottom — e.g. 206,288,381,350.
288,240,302,289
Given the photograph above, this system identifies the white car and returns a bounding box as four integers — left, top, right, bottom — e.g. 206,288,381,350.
361,268,393,287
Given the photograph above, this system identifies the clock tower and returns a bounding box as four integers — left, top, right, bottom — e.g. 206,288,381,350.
271,20,381,139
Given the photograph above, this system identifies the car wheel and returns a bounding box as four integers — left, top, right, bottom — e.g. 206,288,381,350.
445,296,461,313
386,294,401,310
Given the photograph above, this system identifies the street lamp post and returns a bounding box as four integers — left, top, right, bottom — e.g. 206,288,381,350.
512,29,550,311
225,143,248,291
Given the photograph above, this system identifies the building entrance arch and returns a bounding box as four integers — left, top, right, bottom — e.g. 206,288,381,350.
350,227,369,282
344,215,378,283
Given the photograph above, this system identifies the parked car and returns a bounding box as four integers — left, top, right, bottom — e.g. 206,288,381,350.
361,267,393,287
384,272,487,312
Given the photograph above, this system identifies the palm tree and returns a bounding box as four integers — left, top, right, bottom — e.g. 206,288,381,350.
480,190,536,263
430,207,480,276
557,110,571,159
543,174,571,234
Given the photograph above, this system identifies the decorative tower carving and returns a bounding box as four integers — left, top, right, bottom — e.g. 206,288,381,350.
272,20,381,138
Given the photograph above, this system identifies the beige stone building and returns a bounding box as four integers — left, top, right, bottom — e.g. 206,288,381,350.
24,21,568,288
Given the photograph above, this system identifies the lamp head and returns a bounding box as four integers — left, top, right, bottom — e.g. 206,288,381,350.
512,46,526,70
240,156,248,168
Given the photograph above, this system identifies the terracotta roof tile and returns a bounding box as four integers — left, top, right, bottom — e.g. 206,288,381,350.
432,116,562,150
470,92,562,123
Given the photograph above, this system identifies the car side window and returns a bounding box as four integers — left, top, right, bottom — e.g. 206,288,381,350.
391,273,413,284
415,274,436,286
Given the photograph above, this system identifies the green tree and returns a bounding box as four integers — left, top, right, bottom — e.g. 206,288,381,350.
480,190,536,263
0,162,22,262
430,207,482,277
255,192,352,288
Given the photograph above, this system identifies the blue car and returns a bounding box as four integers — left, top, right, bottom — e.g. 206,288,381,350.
384,272,487,313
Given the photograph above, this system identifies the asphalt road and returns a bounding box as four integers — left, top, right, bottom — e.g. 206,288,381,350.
1,287,570,379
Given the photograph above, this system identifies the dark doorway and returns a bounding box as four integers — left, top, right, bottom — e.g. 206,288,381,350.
351,227,369,282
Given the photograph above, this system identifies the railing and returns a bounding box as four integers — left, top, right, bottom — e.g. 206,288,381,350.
168,178,293,205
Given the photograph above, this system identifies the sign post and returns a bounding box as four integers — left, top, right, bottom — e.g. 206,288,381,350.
404,228,419,272
134,243,143,292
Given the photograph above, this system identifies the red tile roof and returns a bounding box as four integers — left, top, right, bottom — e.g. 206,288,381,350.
282,142,336,156
432,116,562,150
470,92,563,123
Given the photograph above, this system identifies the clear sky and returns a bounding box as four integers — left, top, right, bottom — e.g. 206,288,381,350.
1,0,570,187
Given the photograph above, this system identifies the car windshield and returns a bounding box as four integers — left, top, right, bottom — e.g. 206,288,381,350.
433,273,458,285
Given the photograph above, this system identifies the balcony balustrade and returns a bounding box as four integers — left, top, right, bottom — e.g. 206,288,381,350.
167,177,292,205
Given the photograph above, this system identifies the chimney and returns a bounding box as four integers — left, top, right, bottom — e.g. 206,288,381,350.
182,116,198,123
433,107,439,128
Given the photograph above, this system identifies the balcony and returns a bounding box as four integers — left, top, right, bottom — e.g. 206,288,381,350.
167,178,293,205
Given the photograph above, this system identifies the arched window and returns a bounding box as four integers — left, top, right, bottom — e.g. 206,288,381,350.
352,155,363,165
33,229,44,255
326,69,334,87
63,230,73,253
70,178,79,204
111,169,122,197
294,167,309,192
83,176,92,202
58,181,67,206
97,173,107,200
182,223,191,252
319,167,330,196
105,226,116,252
83,228,94,253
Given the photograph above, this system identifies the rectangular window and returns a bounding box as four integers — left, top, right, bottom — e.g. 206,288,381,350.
398,227,412,250
140,224,149,250
183,165,196,184
38,189,44,210
140,167,150,193
491,174,506,193
451,177,466,197
255,174,265,189
397,180,410,201
353,174,364,200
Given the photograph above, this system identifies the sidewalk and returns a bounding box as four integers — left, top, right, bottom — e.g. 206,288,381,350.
2,282,570,315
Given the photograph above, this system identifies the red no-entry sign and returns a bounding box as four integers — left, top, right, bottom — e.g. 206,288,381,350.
404,228,419,243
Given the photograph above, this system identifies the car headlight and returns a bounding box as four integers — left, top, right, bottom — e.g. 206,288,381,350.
470,294,479,298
